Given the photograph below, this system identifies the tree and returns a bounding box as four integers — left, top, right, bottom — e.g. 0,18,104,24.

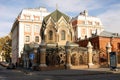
0,35,12,62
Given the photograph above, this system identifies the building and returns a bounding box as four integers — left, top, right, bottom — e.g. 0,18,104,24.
77,31,120,66
38,9,100,70
78,31,120,50
40,9,74,46
11,7,120,69
71,10,104,41
11,7,50,64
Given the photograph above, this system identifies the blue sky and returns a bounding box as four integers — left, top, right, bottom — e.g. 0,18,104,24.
0,0,120,37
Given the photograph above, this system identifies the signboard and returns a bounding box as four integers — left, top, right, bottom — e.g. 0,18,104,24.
110,52,117,69
29,53,34,60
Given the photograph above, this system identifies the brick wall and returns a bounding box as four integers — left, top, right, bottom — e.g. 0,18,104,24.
78,36,120,52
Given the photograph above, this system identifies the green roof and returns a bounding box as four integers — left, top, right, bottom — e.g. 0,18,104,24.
43,9,70,23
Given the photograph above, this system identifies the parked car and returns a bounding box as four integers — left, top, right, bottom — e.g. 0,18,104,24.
0,61,9,67
6,63,16,69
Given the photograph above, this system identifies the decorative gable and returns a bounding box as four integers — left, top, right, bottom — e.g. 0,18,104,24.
58,16,68,27
46,17,55,28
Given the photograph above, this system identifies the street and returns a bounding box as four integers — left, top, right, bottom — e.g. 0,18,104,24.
0,65,120,80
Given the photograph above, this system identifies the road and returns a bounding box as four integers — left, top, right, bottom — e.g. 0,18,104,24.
0,65,120,80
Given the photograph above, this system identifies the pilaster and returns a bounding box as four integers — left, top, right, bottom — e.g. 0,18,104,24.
106,42,112,67
39,40,47,69
87,41,94,68
65,41,72,69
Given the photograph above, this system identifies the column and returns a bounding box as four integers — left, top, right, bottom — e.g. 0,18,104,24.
87,41,94,68
39,40,47,68
106,42,112,67
65,41,72,69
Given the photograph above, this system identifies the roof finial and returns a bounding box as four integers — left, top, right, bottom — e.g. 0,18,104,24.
56,3,58,10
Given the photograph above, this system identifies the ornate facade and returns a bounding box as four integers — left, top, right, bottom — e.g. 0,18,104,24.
40,9,74,46
11,7,120,70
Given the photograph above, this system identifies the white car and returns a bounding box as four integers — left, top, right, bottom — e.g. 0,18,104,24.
0,61,9,67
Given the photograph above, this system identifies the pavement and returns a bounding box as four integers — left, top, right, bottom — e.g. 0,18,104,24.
16,67,120,76
1,66,120,80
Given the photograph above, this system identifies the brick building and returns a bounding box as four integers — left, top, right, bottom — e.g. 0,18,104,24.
78,31,120,51
77,31,120,65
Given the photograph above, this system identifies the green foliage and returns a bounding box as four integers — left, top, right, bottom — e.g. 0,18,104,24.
0,36,12,62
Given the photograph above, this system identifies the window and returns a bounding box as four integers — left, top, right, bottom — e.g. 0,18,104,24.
25,25,30,32
118,43,120,49
24,15,30,20
95,22,99,25
34,16,40,21
88,21,92,25
26,16,30,20
49,30,53,40
35,36,39,42
82,28,86,34
61,30,65,40
34,25,40,32
25,36,30,42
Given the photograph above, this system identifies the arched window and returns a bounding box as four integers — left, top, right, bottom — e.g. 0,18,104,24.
49,30,53,40
35,36,39,42
61,30,65,40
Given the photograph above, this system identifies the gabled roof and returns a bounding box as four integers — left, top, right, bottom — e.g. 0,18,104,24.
43,9,70,23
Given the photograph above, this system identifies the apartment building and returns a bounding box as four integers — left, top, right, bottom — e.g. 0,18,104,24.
11,7,50,64
71,10,104,41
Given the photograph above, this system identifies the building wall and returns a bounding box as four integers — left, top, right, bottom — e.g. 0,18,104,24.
11,7,50,64
99,37,120,52
71,10,104,40
11,22,19,63
18,22,24,58
78,36,120,52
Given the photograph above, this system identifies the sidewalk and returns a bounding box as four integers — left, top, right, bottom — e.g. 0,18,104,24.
17,68,120,76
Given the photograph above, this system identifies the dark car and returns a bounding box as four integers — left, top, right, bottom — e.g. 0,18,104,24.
6,63,16,69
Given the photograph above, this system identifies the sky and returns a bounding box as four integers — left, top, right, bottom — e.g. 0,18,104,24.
0,0,120,37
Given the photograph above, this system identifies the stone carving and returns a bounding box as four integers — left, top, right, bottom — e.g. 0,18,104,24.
46,47,66,66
